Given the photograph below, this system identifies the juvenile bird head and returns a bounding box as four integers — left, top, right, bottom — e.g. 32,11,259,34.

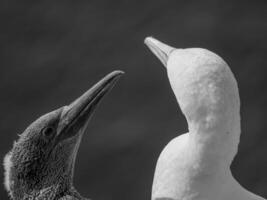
4,71,124,200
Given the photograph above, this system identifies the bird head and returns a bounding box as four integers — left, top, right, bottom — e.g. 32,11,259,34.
145,37,240,132
4,71,124,199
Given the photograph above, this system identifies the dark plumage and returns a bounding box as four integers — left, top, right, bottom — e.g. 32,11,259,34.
3,71,124,200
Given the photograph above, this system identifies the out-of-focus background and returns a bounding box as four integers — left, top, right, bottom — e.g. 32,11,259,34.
0,0,266,199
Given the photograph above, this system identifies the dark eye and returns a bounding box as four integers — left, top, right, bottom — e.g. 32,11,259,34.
42,126,56,138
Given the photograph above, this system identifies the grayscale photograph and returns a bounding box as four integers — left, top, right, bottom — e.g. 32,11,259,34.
0,0,266,200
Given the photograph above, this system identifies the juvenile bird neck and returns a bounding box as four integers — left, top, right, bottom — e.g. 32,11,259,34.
10,172,75,200
7,149,79,200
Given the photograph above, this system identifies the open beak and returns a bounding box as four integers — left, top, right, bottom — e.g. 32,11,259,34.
56,70,124,142
144,37,175,67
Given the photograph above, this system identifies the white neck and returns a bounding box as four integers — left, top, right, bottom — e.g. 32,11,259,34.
151,111,241,200
187,106,241,174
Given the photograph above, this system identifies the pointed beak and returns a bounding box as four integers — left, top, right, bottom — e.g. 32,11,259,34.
56,70,124,142
144,36,175,67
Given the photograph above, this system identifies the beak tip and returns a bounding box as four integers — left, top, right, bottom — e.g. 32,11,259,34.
111,70,125,77
116,70,125,75
144,36,154,46
107,70,125,82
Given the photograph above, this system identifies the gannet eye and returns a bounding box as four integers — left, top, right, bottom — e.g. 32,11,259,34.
42,126,56,138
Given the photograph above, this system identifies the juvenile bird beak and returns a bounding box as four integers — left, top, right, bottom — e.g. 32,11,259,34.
144,36,175,67
56,70,124,142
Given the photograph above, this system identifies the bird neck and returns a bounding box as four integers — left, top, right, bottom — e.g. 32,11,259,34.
187,109,241,174
10,184,84,200
9,170,77,200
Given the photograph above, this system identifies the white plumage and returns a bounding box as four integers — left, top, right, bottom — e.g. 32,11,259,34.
3,151,13,198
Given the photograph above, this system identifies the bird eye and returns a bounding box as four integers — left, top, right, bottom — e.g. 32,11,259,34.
42,126,56,138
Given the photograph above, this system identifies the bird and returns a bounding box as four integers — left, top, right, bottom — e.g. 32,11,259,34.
144,36,266,200
3,70,124,200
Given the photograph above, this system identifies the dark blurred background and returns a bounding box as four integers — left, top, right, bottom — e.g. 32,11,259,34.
0,0,267,199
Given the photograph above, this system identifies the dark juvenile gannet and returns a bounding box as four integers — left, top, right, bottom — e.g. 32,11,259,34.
3,71,124,200
145,37,265,200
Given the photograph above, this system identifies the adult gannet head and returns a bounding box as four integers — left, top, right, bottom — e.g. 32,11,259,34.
145,37,240,134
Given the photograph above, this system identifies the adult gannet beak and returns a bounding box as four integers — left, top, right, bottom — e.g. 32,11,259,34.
144,36,175,67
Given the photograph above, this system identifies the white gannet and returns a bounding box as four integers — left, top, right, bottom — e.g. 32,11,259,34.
144,36,265,200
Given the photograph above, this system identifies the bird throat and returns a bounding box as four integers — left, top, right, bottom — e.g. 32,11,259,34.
4,133,84,200
187,111,241,175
